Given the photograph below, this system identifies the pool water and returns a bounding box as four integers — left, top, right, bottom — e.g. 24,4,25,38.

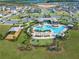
33,25,66,35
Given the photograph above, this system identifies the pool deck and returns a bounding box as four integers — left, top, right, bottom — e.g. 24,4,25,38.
32,24,68,39
31,31,55,39
32,36,55,39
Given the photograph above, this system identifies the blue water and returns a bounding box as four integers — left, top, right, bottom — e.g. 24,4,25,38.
33,25,65,35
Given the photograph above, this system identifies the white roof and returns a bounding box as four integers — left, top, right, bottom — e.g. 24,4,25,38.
9,27,23,31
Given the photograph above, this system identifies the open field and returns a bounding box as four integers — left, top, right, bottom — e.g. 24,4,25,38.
0,25,79,59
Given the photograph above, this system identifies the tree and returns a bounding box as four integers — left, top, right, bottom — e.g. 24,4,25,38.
73,22,79,30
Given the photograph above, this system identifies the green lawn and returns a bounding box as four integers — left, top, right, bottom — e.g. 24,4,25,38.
30,39,53,46
0,25,79,59
8,15,21,20
0,25,11,36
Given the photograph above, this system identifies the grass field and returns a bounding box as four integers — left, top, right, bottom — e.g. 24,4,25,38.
0,25,79,59
30,39,53,46
0,25,11,36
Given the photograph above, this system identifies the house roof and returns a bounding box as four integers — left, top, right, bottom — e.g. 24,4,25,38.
4,20,18,24
22,18,32,22
37,18,52,22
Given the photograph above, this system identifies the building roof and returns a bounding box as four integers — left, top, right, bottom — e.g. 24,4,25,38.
37,18,52,22
4,20,18,24
9,27,23,31
22,18,32,22
51,16,61,19
6,6,16,10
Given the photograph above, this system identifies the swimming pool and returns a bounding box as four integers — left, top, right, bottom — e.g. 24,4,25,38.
33,24,66,35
